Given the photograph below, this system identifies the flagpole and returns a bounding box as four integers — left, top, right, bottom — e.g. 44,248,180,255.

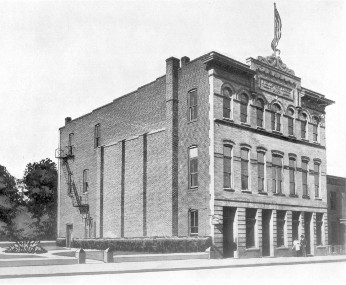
274,3,276,56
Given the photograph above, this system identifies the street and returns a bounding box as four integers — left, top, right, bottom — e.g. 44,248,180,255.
1,261,345,285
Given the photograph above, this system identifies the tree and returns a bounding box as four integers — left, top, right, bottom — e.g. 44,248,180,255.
23,158,57,240
0,165,22,240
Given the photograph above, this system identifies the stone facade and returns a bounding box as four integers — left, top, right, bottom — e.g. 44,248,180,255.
57,51,334,258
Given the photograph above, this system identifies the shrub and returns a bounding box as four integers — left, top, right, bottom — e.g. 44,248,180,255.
56,237,66,247
70,236,212,253
4,240,47,254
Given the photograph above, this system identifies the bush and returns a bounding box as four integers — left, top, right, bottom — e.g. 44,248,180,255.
4,240,47,254
56,237,66,247
70,236,212,253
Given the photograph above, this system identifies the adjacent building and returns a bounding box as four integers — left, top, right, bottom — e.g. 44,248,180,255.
327,175,346,246
57,51,334,258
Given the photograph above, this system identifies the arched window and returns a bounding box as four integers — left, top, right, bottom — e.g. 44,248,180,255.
300,113,308,139
256,98,265,128
312,116,319,142
287,108,295,136
240,94,249,123
271,103,282,132
223,88,232,119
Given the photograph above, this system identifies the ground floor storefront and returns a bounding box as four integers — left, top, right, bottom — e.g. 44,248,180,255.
213,200,328,258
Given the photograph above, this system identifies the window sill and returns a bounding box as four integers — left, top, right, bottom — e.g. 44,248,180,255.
224,188,235,192
273,193,285,197
258,191,268,195
245,247,260,252
256,126,265,131
188,119,198,124
316,245,326,249
301,138,309,142
289,194,299,198
241,190,252,194
302,195,310,199
188,187,198,191
312,141,320,145
288,135,297,139
314,198,322,201
272,130,283,135
241,122,251,128
223,118,234,123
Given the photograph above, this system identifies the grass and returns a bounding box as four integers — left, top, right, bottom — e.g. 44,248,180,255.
0,254,46,259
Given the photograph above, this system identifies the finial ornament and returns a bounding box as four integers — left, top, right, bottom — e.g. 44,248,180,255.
271,3,282,56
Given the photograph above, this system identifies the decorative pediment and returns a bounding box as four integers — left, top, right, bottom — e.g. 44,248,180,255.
257,55,295,75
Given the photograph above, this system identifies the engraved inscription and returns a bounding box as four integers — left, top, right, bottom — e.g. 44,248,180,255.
260,79,292,97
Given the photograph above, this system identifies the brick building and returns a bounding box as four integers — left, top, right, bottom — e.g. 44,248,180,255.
327,175,346,246
57,51,334,258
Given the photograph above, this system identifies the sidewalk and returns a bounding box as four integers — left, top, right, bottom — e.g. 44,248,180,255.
0,255,346,279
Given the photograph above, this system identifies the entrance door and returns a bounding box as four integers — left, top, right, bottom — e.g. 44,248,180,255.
262,210,271,257
223,207,236,258
66,224,73,248
304,213,312,255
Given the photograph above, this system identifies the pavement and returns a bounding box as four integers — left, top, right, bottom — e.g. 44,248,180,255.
0,254,346,279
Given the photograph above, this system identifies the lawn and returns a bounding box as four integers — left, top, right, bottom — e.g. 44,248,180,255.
0,254,46,259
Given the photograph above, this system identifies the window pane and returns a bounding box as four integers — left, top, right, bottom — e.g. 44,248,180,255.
224,145,232,157
271,113,275,130
257,108,263,127
241,149,249,160
258,152,264,163
288,118,294,135
189,90,197,106
190,147,198,158
223,97,231,118
276,113,281,131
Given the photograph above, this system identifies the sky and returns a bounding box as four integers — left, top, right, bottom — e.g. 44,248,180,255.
0,0,345,179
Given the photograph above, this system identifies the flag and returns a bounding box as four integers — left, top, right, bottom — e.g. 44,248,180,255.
271,3,282,54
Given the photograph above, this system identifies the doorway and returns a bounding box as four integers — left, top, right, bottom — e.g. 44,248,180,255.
304,212,312,254
223,207,236,258
262,210,271,257
66,224,73,248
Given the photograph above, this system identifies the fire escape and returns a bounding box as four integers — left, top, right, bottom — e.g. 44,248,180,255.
56,146,91,224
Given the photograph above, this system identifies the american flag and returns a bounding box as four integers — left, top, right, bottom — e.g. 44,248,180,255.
271,3,282,54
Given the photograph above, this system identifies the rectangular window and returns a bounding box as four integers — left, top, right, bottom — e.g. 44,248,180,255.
314,163,320,198
83,169,89,193
94,124,101,148
272,155,282,194
68,133,74,155
277,211,286,247
246,209,257,248
67,173,72,196
330,192,337,210
189,210,198,236
301,121,306,139
313,125,318,141
189,90,197,121
302,160,308,197
289,158,296,195
189,147,198,188
316,213,323,246
256,108,263,128
257,152,265,192
223,145,232,189
241,149,249,190
271,113,281,131
223,97,231,119
288,117,294,136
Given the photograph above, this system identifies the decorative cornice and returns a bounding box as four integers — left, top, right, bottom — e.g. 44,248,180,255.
257,55,295,75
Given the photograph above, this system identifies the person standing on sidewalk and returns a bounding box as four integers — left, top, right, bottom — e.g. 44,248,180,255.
292,237,301,257
300,234,307,257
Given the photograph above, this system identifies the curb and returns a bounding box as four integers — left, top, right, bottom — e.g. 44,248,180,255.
0,258,345,279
